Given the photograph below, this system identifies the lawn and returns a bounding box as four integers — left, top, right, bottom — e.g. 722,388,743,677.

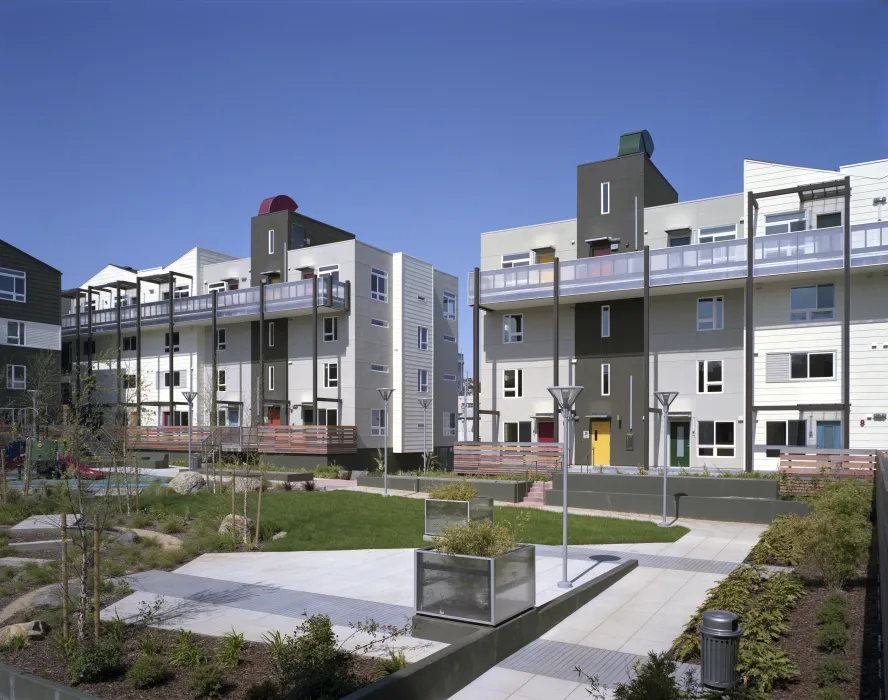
140,489,688,551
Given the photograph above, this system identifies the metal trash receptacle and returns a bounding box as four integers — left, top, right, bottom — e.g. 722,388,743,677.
699,609,742,689
189,453,202,471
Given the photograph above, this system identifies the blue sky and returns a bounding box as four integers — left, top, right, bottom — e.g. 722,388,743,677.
1,0,885,364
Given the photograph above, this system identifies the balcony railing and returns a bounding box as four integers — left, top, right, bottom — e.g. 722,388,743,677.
468,221,888,305
62,279,348,335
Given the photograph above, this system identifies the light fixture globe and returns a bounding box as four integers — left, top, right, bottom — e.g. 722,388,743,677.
654,390,678,409
182,391,198,405
417,398,432,409
377,388,395,401
547,385,584,410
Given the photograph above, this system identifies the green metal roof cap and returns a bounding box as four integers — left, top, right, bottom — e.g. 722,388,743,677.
618,130,655,158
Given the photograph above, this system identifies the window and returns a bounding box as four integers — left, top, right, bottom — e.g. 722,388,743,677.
0,269,26,302
217,370,227,391
417,295,426,302
668,233,691,247
173,285,190,299
123,374,136,389
268,229,275,254
324,317,338,342
122,336,137,352
698,421,735,457
766,420,806,458
816,212,842,229
698,224,737,244
370,364,388,373
503,314,523,343
601,363,610,396
370,268,387,302
443,374,457,381
163,371,181,387
791,352,834,380
317,264,339,283
6,365,25,390
501,252,531,268
765,211,806,235
601,306,610,338
371,408,386,436
216,328,226,351
697,360,723,393
504,421,532,442
418,326,429,351
443,292,456,320
697,297,724,331
324,362,338,388
790,284,834,322
318,408,338,426
268,322,275,347
601,182,610,215
371,318,389,329
6,322,24,346
443,412,457,436
83,339,95,355
443,334,456,343
503,369,523,398
268,365,275,391
164,332,180,353
418,369,429,393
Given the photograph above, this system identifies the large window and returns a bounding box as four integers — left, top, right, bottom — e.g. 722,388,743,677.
216,328,226,351
503,314,523,343
698,421,734,457
163,371,181,388
765,211,806,235
791,352,834,380
371,408,386,436
601,363,610,396
6,321,24,346
504,421,532,442
5,365,25,390
370,268,388,302
318,408,338,426
217,370,227,391
123,336,137,352
418,326,429,351
601,306,610,338
697,360,723,393
816,212,842,229
164,332,180,353
697,297,724,331
503,369,523,398
501,252,531,268
698,224,737,244
0,268,26,302
766,420,806,458
324,362,338,388
790,284,834,322
442,292,456,320
324,317,338,342
601,182,610,215
443,412,457,437
418,369,429,393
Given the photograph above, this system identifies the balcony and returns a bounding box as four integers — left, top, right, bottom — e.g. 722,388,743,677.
468,221,888,306
62,279,348,337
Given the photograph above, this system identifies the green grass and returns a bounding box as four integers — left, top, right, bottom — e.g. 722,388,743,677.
139,490,687,550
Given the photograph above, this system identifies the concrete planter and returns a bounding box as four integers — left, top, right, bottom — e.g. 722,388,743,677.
554,473,779,500
356,475,533,503
355,475,419,491
415,544,535,625
424,498,494,537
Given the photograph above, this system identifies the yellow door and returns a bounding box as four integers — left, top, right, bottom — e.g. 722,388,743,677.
590,420,611,466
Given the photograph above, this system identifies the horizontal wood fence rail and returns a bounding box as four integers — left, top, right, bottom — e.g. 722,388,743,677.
454,442,563,476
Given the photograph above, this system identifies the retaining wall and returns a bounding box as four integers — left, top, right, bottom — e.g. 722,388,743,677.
0,663,99,700
354,476,532,503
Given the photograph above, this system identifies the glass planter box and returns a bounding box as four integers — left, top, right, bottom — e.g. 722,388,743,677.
414,544,535,625
424,497,494,537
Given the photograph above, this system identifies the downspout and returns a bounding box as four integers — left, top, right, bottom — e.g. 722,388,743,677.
211,290,218,428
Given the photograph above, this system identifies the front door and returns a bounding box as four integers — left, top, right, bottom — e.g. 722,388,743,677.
817,421,841,449
590,420,611,466
266,406,281,426
537,420,555,443
669,420,691,468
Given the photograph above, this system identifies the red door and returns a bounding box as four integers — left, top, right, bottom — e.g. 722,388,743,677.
538,421,555,443
267,406,281,425
592,245,611,257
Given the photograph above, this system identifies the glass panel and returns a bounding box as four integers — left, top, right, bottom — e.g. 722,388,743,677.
766,421,787,458
699,421,714,445
493,546,535,625
790,354,807,378
715,422,734,446
817,212,841,229
817,284,834,310
790,286,817,311
715,299,723,329
416,549,493,623
425,499,470,536
469,498,495,526
518,422,532,442
708,361,722,383
788,420,807,446
809,353,833,378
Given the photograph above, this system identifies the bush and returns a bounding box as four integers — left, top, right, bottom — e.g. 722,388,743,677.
816,621,849,654
747,515,809,566
811,480,873,522
434,519,516,557
244,680,281,700
66,641,124,685
128,511,154,528
815,656,851,687
126,654,172,689
813,688,846,700
301,479,317,492
804,510,871,589
611,651,696,700
160,516,186,534
216,628,246,667
314,465,340,479
428,481,477,501
169,629,204,667
187,663,225,699
817,593,851,626
373,648,406,680
137,631,161,656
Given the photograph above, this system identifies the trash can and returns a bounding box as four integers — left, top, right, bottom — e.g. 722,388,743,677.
699,609,742,689
189,453,202,472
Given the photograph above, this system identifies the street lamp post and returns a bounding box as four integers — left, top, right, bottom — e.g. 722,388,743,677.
377,388,395,496
418,398,432,473
183,387,198,471
547,385,584,589
654,390,679,527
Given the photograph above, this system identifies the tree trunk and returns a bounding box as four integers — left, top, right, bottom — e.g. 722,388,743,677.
0,450,6,504
61,513,69,638
93,528,101,641
23,440,30,497
77,529,88,642
242,488,249,545
254,480,263,549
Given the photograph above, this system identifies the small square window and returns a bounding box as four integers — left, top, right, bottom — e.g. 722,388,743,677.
6,321,24,346
697,360,723,393
217,370,227,391
371,408,386,436
418,369,429,393
164,332,180,353
5,364,26,390
816,212,841,229
123,336,137,352
324,362,338,388
790,284,834,322
697,297,724,331
442,292,456,320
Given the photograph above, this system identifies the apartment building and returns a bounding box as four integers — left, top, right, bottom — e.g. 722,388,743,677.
0,240,62,424
61,196,459,468
469,131,888,471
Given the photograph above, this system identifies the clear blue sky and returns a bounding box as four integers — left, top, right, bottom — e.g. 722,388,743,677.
1,0,885,365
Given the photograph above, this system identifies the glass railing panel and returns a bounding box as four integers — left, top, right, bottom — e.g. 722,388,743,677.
650,239,747,286
753,226,843,276
560,251,644,295
851,221,888,267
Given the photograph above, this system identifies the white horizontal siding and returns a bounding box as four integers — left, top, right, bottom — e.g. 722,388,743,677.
0,318,60,351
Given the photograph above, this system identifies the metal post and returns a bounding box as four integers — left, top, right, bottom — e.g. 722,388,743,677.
383,396,389,496
75,291,81,408
472,267,480,442
660,403,669,524
553,257,560,443
87,287,94,377
312,277,318,426
259,281,266,425
168,271,175,424
423,404,427,472
558,404,570,588
842,175,852,450
135,279,141,425
116,282,122,422
643,247,650,469
211,290,218,428
745,194,755,472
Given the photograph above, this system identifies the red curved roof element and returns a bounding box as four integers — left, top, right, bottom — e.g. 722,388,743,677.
258,195,298,215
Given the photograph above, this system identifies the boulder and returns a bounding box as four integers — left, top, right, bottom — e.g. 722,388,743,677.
218,514,252,539
0,620,48,646
271,531,288,541
111,530,139,545
233,476,262,493
169,471,206,495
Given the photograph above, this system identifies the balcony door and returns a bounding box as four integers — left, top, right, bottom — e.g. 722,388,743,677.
266,406,281,425
816,421,841,449
537,420,555,443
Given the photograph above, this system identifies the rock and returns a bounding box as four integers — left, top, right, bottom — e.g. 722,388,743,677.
168,471,206,495
111,530,139,545
271,531,288,541
0,620,48,645
218,514,252,539
233,476,262,493
266,480,288,491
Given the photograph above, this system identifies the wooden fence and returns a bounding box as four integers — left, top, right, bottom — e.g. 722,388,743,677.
453,442,563,476
777,448,877,494
108,426,357,455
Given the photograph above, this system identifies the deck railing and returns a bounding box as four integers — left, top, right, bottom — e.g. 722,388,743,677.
453,442,563,476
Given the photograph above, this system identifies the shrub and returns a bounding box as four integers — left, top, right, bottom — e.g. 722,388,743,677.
811,480,873,522
817,593,851,626
373,648,406,680
737,640,799,692
66,641,124,685
128,511,154,528
301,479,318,492
804,510,871,589
186,663,225,699
434,519,516,557
160,516,186,534
314,465,340,479
0,633,26,651
611,651,696,700
137,631,161,656
816,621,850,654
747,515,808,566
813,688,847,700
126,654,172,689
428,481,477,501
217,628,246,667
244,680,281,700
815,656,851,686
169,629,204,667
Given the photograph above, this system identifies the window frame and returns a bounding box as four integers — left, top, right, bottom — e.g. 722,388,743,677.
697,420,735,458
5,364,26,390
503,421,532,443
217,369,227,392
790,351,835,380
371,408,386,436
123,374,136,390
164,332,180,353
268,321,275,348
370,268,388,302
503,369,523,398
765,419,807,458
216,328,226,351
268,229,275,255
816,212,842,229
6,321,24,346
443,334,456,343
370,363,389,373
123,336,137,352
443,374,457,381
697,359,724,394
501,252,531,269
765,210,807,235
417,369,430,393
442,292,457,320
790,284,835,322
443,412,457,437
600,182,610,215
317,264,340,283
601,305,610,338
323,316,338,342
418,326,429,351
0,268,26,303
503,314,523,344
601,363,610,396
268,365,275,391
324,362,338,388
697,296,724,331
697,224,737,244
370,318,389,329
163,371,181,388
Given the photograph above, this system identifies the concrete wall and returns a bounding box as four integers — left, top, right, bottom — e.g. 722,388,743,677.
433,270,460,447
